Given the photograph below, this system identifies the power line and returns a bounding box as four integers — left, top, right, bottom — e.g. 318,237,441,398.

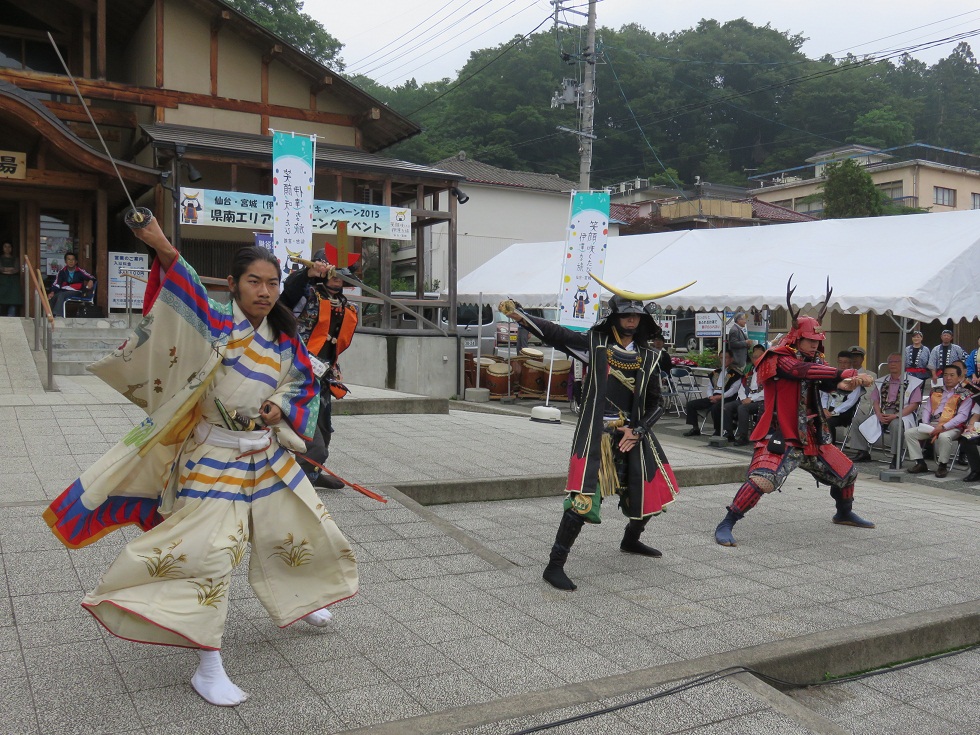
358,0,500,78
405,12,556,116
347,0,476,71
372,0,537,85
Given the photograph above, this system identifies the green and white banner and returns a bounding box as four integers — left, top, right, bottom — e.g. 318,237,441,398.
272,130,316,263
558,191,610,330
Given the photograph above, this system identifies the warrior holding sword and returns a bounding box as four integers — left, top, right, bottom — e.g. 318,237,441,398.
500,274,693,591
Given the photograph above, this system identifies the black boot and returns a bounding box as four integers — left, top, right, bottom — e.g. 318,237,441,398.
714,509,743,546
832,499,875,529
543,511,584,591
620,518,662,557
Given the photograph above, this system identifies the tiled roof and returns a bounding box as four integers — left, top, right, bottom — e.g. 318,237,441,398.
432,153,576,192
740,197,818,222
610,203,640,225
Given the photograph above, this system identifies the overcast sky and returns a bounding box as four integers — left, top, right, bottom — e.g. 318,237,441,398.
303,0,980,86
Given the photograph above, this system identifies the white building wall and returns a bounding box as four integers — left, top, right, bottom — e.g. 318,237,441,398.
428,185,572,288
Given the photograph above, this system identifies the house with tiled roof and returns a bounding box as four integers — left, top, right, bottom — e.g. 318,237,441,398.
412,152,578,286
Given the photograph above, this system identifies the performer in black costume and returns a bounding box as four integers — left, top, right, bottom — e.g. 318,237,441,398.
500,294,681,591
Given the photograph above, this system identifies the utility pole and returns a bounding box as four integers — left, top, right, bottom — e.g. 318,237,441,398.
578,0,597,190
551,0,598,190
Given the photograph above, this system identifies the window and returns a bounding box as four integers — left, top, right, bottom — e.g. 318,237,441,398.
876,181,904,200
771,200,792,209
972,193,980,210
934,186,956,207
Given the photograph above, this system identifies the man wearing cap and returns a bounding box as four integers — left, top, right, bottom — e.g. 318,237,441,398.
906,364,973,477
500,296,679,591
280,251,358,490
929,330,967,382
905,330,931,382
728,312,751,369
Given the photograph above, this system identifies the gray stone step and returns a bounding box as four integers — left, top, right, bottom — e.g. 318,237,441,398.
49,319,133,374
54,316,131,329
51,337,126,352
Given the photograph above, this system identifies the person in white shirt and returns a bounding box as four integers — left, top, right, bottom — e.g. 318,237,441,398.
727,344,766,446
821,351,863,443
683,348,742,438
845,352,923,461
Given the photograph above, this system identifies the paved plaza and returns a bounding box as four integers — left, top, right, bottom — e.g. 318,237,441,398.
0,318,978,734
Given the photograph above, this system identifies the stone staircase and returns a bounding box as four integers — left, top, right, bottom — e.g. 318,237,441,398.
50,316,133,375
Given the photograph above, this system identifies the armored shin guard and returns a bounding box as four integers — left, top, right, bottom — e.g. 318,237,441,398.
620,517,662,557
543,511,585,591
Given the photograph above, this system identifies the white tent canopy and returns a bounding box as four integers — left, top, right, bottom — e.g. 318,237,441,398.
456,209,980,322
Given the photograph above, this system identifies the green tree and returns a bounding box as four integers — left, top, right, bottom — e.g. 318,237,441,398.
820,158,883,218
847,106,914,148
224,0,344,69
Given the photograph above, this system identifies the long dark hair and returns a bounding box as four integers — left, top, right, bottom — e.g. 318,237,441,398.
230,246,298,339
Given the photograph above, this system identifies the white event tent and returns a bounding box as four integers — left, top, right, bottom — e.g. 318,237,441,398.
456,208,980,323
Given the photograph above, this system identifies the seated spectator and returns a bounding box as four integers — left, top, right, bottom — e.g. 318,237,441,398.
966,337,980,385
906,364,974,478
725,344,766,446
846,352,923,461
650,334,672,375
821,351,863,443
683,348,741,438
848,345,874,376
905,330,931,382
956,401,980,482
47,252,94,315
928,329,967,382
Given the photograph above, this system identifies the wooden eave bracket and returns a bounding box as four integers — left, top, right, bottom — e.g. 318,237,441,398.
357,107,381,125
310,76,333,94
211,9,231,32
262,44,283,65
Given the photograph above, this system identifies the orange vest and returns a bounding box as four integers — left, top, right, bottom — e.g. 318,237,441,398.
306,298,357,363
930,388,965,424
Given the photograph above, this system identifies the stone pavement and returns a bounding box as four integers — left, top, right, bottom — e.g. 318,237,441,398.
0,319,978,734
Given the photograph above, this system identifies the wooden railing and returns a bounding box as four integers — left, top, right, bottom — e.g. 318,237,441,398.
22,254,57,392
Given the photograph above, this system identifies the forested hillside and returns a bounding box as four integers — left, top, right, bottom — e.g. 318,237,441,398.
352,20,980,187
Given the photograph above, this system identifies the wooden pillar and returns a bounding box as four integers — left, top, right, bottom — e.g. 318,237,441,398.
415,184,424,298
25,200,39,318
96,189,108,311
380,178,392,329
82,14,92,78
155,0,164,88
229,163,238,191
447,188,458,330
78,195,93,269
260,60,269,134
210,24,219,96
96,0,106,80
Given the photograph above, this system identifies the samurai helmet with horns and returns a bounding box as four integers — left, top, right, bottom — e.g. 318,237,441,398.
589,272,697,341
782,275,832,346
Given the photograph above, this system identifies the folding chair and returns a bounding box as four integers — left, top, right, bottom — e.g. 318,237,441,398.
660,373,683,416
62,278,98,317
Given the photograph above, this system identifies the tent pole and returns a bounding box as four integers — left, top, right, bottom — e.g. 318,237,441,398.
708,310,729,447
880,313,909,482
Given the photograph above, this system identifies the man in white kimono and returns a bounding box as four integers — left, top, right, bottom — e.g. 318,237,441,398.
44,218,358,706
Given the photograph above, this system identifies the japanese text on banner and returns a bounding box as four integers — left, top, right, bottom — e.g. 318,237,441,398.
272,131,316,266
558,191,610,330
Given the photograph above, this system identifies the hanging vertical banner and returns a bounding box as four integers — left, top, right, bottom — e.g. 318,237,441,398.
272,131,316,275
557,191,610,330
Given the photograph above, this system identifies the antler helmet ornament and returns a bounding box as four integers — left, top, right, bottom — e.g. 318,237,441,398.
784,275,832,345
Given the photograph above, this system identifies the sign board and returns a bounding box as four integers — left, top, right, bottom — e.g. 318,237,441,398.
180,187,412,241
655,316,674,344
0,150,26,180
558,191,610,330
695,312,724,337
108,252,149,310
748,309,770,344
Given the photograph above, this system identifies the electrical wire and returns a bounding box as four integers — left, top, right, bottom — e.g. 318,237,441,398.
372,0,538,86
506,642,980,734
346,0,474,70
404,12,556,116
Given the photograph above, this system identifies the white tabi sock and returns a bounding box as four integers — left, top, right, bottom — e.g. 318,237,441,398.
191,649,249,706
303,608,333,627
